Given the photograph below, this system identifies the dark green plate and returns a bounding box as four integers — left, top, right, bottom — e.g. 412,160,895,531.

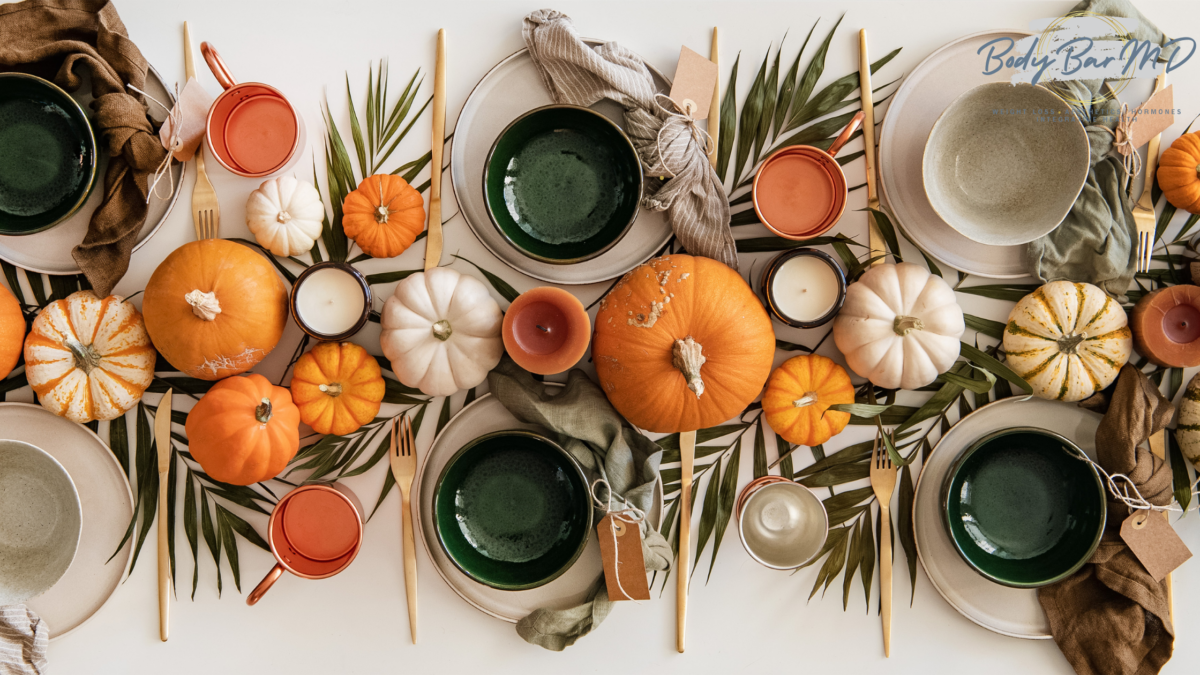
433,429,592,590
0,73,97,235
483,104,642,264
942,427,1105,588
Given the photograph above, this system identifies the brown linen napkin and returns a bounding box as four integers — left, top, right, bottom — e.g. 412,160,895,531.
0,0,168,296
1038,365,1175,675
0,605,48,675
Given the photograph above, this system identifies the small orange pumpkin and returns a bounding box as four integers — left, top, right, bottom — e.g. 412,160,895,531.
762,355,854,447
0,284,23,380
1158,132,1200,214
342,174,425,258
186,373,300,486
290,342,385,436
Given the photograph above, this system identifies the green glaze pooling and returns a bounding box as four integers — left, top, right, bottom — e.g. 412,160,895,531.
956,447,1071,560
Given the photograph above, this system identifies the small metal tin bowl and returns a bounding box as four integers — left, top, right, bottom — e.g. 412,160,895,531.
736,476,829,570
759,248,847,329
289,261,372,342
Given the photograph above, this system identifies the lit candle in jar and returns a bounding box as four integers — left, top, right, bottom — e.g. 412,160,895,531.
1131,284,1200,367
761,249,846,328
290,262,371,340
502,287,591,375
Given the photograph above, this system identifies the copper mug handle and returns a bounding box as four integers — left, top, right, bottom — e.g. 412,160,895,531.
246,563,284,606
200,42,239,90
826,110,866,158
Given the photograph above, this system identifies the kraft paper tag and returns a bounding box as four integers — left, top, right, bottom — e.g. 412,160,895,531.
1120,510,1192,582
668,45,717,120
1121,85,1175,153
158,77,215,162
597,514,649,601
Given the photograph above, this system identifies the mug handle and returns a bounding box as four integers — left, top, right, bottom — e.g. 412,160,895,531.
200,42,239,90
246,564,284,606
826,110,866,158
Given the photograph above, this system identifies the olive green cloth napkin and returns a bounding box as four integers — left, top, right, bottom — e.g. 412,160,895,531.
488,357,671,651
0,0,167,296
0,605,48,675
1038,365,1175,675
1029,0,1175,298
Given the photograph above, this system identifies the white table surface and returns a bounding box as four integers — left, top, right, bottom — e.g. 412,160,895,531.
13,0,1200,673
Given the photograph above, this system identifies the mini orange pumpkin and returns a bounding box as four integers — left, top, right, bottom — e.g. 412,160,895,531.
186,373,300,485
0,284,23,380
290,342,385,435
762,355,854,447
342,174,425,258
1159,132,1200,214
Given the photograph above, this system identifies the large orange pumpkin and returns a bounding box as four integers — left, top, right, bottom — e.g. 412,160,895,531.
0,283,23,380
186,373,300,485
762,355,854,447
290,342,385,435
1159,132,1200,214
593,255,775,433
342,174,425,258
142,240,288,381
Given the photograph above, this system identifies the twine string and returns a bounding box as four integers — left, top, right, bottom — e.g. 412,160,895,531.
651,93,714,179
590,478,646,603
1067,445,1200,514
127,83,181,203
1098,101,1144,195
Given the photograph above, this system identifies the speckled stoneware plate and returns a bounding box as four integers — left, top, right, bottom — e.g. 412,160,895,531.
414,384,663,623
914,397,1101,639
452,42,673,285
0,64,184,274
0,403,134,639
878,30,1031,279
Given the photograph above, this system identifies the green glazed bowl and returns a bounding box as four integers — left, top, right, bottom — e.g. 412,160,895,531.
0,73,97,235
483,104,642,264
433,429,593,590
941,427,1106,588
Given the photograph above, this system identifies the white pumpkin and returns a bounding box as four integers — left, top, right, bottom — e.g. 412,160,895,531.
23,291,156,423
246,177,325,257
1177,374,1200,469
832,262,965,390
380,268,504,396
1002,281,1131,402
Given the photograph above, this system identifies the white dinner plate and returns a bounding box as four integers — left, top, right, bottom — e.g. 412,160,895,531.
913,396,1101,639
451,42,673,285
0,64,185,275
878,31,1032,279
1,403,134,639
414,385,663,623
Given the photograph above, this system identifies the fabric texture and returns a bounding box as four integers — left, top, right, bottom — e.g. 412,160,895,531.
487,357,671,651
1038,365,1175,675
0,605,48,675
0,0,168,296
522,9,738,270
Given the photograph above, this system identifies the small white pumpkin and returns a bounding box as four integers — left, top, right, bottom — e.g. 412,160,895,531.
380,268,504,396
1177,374,1200,469
832,262,965,390
1002,281,1131,402
246,177,325,257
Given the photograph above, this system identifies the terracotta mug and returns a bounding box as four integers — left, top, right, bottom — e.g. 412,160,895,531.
752,110,865,240
201,42,306,178
247,483,364,606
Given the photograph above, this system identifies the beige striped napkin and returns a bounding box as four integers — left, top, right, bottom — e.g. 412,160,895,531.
522,9,738,270
0,606,47,674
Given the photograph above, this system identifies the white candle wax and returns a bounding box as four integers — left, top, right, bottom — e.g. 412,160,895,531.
296,267,366,336
771,255,840,323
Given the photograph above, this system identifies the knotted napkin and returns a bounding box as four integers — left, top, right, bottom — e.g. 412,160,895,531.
487,357,671,651
1038,365,1175,675
0,605,48,675
522,9,738,270
0,0,168,296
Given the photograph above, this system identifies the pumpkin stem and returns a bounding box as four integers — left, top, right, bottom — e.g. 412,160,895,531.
65,339,101,374
672,336,707,398
276,211,292,224
893,315,925,336
793,392,820,408
375,205,390,224
1057,332,1088,355
431,319,453,342
185,289,222,322
255,397,273,425
318,383,343,397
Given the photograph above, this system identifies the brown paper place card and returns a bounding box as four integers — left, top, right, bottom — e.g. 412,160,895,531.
668,45,718,120
597,514,649,601
1126,85,1175,151
1120,510,1192,582
159,77,215,162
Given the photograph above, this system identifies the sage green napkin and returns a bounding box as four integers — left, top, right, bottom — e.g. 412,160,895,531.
487,357,671,651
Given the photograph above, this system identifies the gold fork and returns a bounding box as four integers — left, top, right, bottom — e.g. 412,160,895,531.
1134,72,1167,273
389,414,418,644
184,22,219,241
870,431,897,657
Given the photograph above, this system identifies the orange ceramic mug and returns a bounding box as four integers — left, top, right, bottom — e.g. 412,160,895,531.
247,483,364,606
752,111,865,240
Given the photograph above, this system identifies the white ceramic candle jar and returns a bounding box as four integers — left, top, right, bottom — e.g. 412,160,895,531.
289,262,372,341
760,249,847,328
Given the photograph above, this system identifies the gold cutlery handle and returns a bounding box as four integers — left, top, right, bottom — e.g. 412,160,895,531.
676,429,696,653
158,469,170,642
401,489,419,644
879,503,892,657
425,28,446,272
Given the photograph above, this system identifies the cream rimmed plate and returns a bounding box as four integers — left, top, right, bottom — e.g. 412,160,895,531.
452,42,673,285
414,384,663,622
913,396,1101,639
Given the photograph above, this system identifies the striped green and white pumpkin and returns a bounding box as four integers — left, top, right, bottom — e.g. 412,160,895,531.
1178,374,1200,469
1002,281,1132,402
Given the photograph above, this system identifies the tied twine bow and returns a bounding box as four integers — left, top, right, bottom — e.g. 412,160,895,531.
590,478,646,603
651,93,714,179
1101,101,1143,195
1071,449,1200,515
126,83,179,203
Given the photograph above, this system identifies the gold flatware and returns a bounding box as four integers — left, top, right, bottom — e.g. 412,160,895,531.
390,414,418,643
870,431,896,657
676,429,696,653
1148,428,1174,621
707,27,719,169
859,29,884,268
1134,72,1167,273
184,22,219,241
425,28,447,271
154,388,174,642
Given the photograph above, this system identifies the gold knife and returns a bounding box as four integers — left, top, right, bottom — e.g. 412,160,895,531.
676,429,696,652
154,388,174,642
859,29,885,267
425,29,446,272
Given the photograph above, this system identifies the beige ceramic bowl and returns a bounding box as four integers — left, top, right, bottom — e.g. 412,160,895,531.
922,82,1090,246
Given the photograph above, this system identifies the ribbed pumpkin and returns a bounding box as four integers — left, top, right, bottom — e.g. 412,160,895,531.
23,291,155,423
290,342,385,435
1176,373,1200,469
342,174,425,259
142,240,288,381
0,283,23,380
186,373,300,485
1003,281,1132,402
1158,132,1200,214
592,255,775,433
762,355,855,447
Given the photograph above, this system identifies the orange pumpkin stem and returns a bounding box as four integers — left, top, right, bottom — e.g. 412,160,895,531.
672,336,707,398
893,315,924,336
318,382,344,397
792,392,820,408
184,289,222,322
375,205,390,223
255,397,273,424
